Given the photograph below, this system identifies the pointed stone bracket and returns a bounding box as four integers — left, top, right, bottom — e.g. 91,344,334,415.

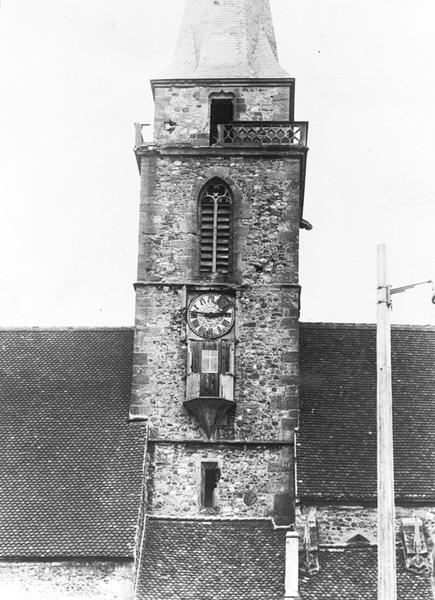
183,397,235,439
401,517,430,575
300,508,320,577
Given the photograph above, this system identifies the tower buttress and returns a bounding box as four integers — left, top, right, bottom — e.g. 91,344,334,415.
131,0,308,525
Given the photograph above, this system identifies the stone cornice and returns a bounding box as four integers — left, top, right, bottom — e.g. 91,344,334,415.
133,282,301,291
147,438,294,446
151,77,294,95
134,144,308,159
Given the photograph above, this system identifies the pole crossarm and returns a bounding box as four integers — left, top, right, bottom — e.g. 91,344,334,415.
391,280,433,295
377,285,392,307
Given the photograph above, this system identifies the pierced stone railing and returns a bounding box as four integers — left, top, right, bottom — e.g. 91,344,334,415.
216,121,308,147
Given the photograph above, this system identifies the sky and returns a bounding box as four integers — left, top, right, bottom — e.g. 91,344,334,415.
0,0,434,327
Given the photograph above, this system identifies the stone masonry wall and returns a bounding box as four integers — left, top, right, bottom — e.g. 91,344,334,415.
146,443,293,519
131,151,301,440
0,561,133,600
298,505,435,548
153,84,292,146
133,83,303,521
131,284,299,440
235,285,299,439
136,154,301,285
131,285,186,430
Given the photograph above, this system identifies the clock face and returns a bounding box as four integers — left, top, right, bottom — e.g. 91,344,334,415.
187,293,235,339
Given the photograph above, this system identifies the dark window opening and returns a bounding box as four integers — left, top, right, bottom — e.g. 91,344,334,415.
201,462,221,509
199,178,232,274
210,99,234,145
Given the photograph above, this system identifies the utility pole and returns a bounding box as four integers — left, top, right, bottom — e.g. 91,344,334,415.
376,244,433,600
377,243,397,600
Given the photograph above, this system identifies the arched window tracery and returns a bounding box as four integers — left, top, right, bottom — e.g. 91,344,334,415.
199,178,232,274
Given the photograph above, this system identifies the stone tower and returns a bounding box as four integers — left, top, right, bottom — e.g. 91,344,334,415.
131,0,308,525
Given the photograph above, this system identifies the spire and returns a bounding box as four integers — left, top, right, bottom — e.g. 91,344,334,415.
160,0,289,79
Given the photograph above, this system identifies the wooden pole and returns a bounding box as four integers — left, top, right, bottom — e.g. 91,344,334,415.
377,244,397,600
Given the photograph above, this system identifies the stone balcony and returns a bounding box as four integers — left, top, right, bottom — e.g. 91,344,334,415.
134,121,308,150
215,121,308,147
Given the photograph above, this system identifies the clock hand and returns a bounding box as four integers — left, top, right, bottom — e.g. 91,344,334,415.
190,310,232,318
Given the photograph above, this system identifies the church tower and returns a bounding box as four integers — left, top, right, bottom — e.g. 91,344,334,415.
131,0,308,526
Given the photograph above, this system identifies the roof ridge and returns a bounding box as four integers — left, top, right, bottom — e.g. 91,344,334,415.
319,546,378,552
146,515,273,523
0,326,134,332
300,322,435,331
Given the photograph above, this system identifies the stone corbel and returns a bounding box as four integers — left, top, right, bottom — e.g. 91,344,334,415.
401,517,431,575
300,508,320,577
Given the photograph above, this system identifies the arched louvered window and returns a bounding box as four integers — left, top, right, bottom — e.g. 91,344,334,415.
199,178,232,274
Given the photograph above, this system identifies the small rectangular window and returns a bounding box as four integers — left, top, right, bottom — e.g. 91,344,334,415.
201,462,221,509
202,350,219,373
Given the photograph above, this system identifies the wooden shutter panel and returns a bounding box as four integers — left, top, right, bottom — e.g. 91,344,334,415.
219,341,234,401
186,342,201,399
186,341,234,402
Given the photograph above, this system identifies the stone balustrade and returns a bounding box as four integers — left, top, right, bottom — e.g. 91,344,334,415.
216,121,308,147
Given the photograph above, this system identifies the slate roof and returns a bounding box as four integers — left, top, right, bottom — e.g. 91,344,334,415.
137,518,433,600
0,328,146,559
298,323,435,501
159,0,290,79
136,518,286,600
0,321,433,561
299,547,433,600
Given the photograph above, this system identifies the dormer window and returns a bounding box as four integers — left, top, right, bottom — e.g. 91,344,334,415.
209,98,234,145
199,178,232,274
